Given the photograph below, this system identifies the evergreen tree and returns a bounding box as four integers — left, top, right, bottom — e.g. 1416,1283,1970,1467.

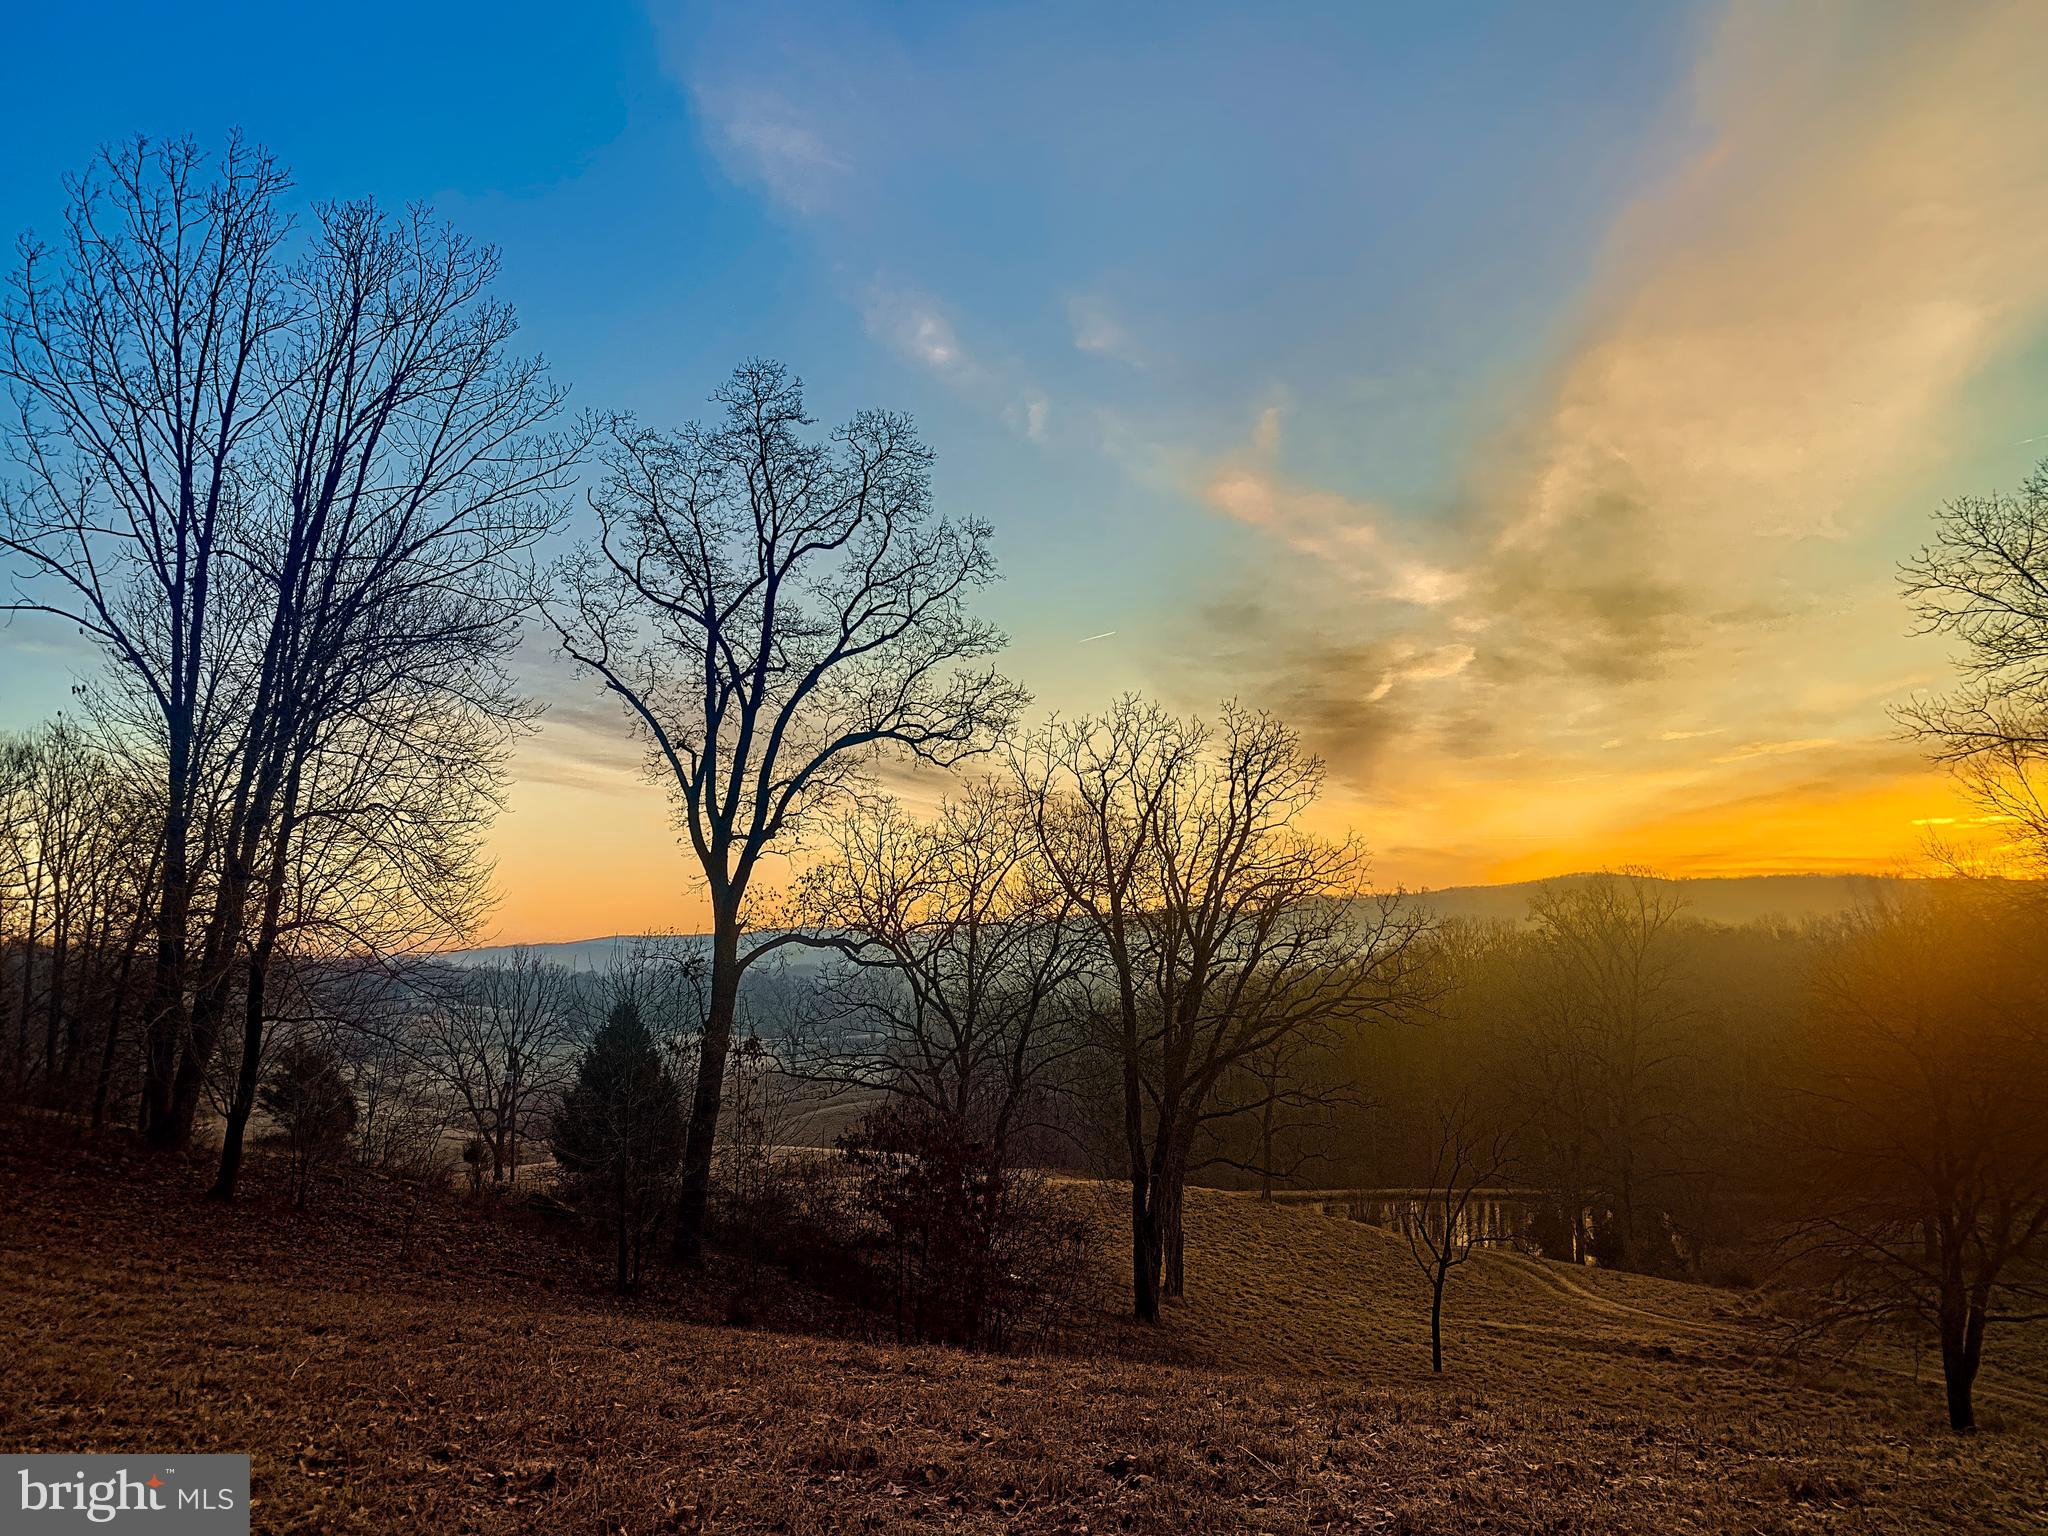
551,999,686,1291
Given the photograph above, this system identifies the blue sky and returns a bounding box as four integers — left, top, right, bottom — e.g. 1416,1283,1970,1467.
6,3,2048,937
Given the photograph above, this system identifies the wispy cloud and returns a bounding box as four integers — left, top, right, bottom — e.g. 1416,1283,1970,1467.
694,86,849,215
864,283,1060,446
1169,2,2048,877
863,284,974,378
1067,295,1148,367
1198,409,1466,609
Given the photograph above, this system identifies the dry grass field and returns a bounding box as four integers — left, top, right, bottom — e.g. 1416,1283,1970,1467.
3,1129,2044,1534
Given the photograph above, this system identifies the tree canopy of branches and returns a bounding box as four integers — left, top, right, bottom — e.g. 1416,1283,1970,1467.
1018,697,1430,1323
544,360,1024,1258
1,136,582,1181
1901,461,2048,867
420,949,579,1187
1781,884,2048,1432
792,781,1087,1156
1512,871,1697,1269
0,719,161,1119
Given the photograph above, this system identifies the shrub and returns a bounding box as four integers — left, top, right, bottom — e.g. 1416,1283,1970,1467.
838,1104,1089,1351
257,1041,358,1210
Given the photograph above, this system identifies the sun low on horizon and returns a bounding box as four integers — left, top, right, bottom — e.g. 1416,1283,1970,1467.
5,1,2046,945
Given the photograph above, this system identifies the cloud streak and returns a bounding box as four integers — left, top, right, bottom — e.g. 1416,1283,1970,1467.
1177,1,2048,878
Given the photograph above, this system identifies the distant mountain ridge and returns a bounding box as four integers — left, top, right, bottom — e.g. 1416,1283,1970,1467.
1406,871,1916,928
455,874,1921,965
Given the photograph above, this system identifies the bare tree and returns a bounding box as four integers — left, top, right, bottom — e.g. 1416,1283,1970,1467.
1780,884,2048,1432
0,737,32,1081
1900,462,2048,763
9,721,117,1090
2,136,294,1142
188,193,578,1180
791,781,1088,1156
1403,1094,1515,1372
0,720,160,1111
421,950,579,1187
3,139,578,1165
1018,698,1430,1323
1900,462,2048,870
1190,1029,1361,1200
543,361,1024,1258
1513,871,1695,1269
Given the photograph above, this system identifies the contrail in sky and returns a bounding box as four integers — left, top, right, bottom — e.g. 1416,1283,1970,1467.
1077,630,1117,644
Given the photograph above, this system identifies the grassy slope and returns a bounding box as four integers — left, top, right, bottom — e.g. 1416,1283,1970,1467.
4,1132,2045,1534
1161,1192,2048,1417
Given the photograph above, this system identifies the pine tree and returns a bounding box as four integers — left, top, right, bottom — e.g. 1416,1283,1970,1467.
551,999,686,1291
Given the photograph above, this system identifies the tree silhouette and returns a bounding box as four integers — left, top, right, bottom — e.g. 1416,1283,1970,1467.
544,361,1023,1259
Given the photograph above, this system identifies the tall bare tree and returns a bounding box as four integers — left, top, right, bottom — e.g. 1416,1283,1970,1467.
1514,871,1695,1269
544,361,1024,1258
1782,884,2048,1431
792,781,1088,1156
4,139,579,1160
2,135,292,1141
1018,698,1429,1322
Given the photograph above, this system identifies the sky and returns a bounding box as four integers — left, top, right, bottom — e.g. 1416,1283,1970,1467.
4,2,2047,941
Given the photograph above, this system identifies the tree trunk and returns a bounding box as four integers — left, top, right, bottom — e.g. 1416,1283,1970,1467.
92,864,157,1132
616,1161,631,1293
141,795,192,1143
15,881,40,1095
91,948,137,1132
208,924,275,1201
209,770,301,1199
1431,1271,1446,1372
164,887,254,1147
1129,1173,1163,1325
1161,1169,1186,1299
1940,1285,1986,1432
43,920,68,1092
673,910,741,1261
1259,1091,1275,1200
1942,1346,1976,1432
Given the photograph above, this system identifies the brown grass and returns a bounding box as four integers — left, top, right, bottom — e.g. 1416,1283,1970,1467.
3,1127,2044,1534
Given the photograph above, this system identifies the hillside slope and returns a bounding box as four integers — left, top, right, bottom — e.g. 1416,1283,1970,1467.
1150,1190,2048,1421
8,1135,2046,1534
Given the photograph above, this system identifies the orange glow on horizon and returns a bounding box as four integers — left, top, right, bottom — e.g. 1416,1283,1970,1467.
476,757,1997,945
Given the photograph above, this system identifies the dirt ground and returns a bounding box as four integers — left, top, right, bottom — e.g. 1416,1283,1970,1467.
4,1128,2044,1534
